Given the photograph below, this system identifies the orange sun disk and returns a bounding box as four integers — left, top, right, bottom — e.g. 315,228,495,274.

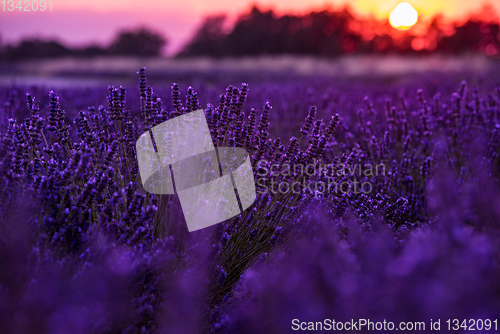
389,2,419,30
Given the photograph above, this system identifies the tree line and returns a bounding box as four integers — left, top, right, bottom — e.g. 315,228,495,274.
1,5,499,61
0,28,167,61
178,5,500,57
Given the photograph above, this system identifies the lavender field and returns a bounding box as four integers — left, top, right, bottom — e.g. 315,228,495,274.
1,62,500,333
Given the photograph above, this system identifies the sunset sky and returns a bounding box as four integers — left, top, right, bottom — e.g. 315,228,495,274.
1,0,499,55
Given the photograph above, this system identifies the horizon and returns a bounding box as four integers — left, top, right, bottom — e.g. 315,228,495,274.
1,0,499,56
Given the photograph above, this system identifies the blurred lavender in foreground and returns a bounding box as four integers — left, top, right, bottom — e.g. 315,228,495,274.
0,69,499,333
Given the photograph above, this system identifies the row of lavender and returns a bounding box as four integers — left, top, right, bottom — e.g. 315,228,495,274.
0,69,499,332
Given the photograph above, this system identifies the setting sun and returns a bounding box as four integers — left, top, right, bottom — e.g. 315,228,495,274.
389,2,419,30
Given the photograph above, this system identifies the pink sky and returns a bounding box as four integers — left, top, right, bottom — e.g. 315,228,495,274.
1,0,498,55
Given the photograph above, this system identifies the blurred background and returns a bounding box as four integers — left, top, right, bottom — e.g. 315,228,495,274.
0,0,499,86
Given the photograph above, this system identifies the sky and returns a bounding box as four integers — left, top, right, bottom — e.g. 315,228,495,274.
1,0,499,55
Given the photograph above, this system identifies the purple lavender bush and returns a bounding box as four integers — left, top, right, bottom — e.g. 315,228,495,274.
0,67,500,333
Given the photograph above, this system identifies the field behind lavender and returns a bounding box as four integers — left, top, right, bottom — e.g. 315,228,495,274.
1,57,500,333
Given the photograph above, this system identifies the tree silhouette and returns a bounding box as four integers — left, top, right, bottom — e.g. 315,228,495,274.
178,15,227,57
108,27,167,57
1,39,71,61
178,5,500,58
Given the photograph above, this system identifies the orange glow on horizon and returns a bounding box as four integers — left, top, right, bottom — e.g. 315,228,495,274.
45,0,500,20
1,0,499,55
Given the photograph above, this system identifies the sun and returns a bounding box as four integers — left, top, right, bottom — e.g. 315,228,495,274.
389,2,418,30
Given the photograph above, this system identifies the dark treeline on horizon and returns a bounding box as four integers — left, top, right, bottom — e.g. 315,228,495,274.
1,5,500,61
179,5,500,58
0,28,167,62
